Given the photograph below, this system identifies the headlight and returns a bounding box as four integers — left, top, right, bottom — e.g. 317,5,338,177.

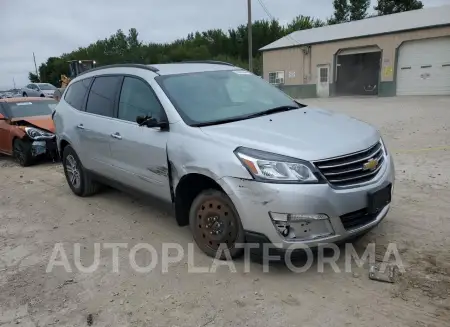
25,127,54,140
234,147,322,183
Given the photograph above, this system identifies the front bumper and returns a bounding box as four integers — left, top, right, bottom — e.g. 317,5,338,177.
219,154,395,250
31,138,58,157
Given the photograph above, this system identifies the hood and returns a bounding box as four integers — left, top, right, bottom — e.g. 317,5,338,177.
200,107,380,161
12,115,55,133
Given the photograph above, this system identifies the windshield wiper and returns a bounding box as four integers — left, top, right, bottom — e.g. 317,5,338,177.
192,105,301,127
256,105,299,116
192,116,250,127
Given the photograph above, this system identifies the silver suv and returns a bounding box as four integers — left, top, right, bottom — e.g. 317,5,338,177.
53,62,395,258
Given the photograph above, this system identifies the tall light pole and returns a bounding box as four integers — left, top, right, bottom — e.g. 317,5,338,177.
247,0,253,72
33,52,40,81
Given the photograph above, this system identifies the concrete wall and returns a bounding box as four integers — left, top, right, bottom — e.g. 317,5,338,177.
262,26,450,97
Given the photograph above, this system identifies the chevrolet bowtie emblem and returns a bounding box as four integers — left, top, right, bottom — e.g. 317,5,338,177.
363,158,379,171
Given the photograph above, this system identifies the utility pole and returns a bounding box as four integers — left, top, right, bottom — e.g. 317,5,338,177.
247,0,253,72
33,52,40,81
13,77,16,89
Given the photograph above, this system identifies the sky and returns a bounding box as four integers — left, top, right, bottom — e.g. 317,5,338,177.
0,0,448,90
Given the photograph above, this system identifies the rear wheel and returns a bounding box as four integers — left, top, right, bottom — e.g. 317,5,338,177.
62,145,100,197
189,189,245,259
13,139,33,167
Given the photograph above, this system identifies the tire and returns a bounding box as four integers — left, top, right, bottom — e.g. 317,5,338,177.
22,92,27,97
40,94,45,97
189,189,245,259
13,139,33,167
62,145,100,197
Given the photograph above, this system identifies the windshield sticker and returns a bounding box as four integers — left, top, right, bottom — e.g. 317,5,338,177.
233,70,252,75
16,102,33,106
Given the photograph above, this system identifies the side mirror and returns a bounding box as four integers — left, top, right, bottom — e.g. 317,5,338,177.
136,115,169,130
136,115,149,125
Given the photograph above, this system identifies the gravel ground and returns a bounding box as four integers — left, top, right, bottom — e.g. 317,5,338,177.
1,96,449,327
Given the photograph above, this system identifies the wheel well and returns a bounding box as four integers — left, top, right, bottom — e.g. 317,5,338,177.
60,140,70,155
11,136,19,149
40,94,45,97
12,136,28,147
174,174,224,226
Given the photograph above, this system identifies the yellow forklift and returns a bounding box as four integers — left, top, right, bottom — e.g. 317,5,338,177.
54,60,96,101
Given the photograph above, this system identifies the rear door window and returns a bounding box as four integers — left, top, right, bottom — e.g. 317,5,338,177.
64,78,92,111
85,76,122,117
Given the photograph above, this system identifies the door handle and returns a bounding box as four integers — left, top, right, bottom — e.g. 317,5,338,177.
111,132,122,140
77,124,85,130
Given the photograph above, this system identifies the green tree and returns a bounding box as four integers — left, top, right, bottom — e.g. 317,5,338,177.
374,0,423,15
286,15,325,34
331,0,349,24
31,15,327,83
349,0,371,20
28,72,40,83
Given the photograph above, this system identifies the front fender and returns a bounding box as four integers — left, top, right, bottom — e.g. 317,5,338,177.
167,129,252,192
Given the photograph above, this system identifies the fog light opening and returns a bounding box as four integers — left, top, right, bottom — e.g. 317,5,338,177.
269,212,334,240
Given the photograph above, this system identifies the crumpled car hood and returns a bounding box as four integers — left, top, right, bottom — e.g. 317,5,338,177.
11,115,55,133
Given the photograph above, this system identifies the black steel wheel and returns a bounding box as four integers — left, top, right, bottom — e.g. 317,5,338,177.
13,139,33,167
190,189,244,259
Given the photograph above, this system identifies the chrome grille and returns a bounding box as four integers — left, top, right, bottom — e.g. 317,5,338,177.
314,141,385,187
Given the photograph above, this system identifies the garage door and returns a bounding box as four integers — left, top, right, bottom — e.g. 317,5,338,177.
396,37,450,95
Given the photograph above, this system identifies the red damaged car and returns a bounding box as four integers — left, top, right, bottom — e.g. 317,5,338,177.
0,97,58,166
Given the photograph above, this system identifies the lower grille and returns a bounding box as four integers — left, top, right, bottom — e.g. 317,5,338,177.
314,141,385,187
340,208,378,230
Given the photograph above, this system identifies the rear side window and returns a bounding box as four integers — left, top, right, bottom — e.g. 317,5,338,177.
85,76,122,117
64,78,92,110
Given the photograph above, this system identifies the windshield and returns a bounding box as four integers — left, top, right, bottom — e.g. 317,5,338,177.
38,83,57,90
8,100,57,118
156,70,300,126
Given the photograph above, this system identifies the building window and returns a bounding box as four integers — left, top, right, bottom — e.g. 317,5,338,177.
319,67,329,83
268,71,285,85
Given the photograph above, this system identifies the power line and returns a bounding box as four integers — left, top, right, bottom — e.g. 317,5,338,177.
257,0,275,21
256,0,301,46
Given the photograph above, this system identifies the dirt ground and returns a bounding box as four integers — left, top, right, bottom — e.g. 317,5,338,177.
1,96,449,327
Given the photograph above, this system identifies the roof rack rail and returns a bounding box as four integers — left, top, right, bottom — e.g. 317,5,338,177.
178,60,235,66
77,63,159,77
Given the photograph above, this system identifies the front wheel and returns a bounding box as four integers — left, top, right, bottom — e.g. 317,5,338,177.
189,189,245,259
13,139,33,167
62,145,100,197
22,92,27,97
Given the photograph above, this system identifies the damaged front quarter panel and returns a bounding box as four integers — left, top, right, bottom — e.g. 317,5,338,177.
218,177,280,205
15,122,57,158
